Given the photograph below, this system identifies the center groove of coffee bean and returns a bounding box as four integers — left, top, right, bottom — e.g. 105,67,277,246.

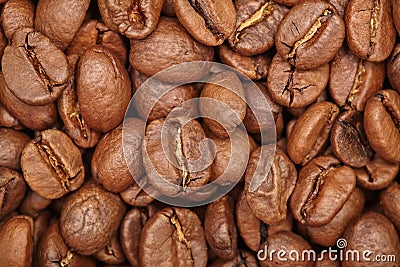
282,65,314,107
69,106,88,139
60,250,74,267
370,0,380,43
233,1,275,45
96,28,110,45
188,0,225,40
287,8,333,63
174,127,190,189
347,60,365,107
170,214,194,263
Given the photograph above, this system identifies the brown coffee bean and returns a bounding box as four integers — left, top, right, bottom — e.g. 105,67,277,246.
18,190,52,218
209,250,259,267
228,0,289,56
380,182,400,232
175,0,236,46
98,0,164,39
342,212,400,267
92,118,145,193
287,102,339,165
94,234,126,265
120,177,154,206
387,43,400,94
139,207,208,267
276,0,345,70
32,210,53,266
0,128,30,170
0,72,58,131
0,215,33,267
245,146,297,225
200,71,246,138
2,27,70,105
35,0,90,50
290,155,356,226
205,195,238,260
0,167,26,220
330,110,373,167
364,90,400,162
268,53,329,108
66,19,128,65
345,0,396,62
21,129,85,199
77,45,131,133
0,0,34,40
129,17,214,82
60,182,126,256
0,103,25,129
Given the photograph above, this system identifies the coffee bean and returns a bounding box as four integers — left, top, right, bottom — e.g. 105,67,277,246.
394,0,400,35
387,43,400,93
0,127,30,170
21,129,85,199
119,177,155,207
0,0,35,40
18,190,52,218
0,103,24,129
94,234,126,265
276,0,345,70
0,167,26,220
328,0,349,17
380,182,400,232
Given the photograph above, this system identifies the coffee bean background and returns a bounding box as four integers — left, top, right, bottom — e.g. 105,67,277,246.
0,0,400,266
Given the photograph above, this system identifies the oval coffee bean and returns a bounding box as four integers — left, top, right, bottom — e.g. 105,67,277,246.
2,27,70,105
0,167,26,220
345,0,396,62
276,0,345,70
364,90,400,162
175,0,236,46
0,0,35,40
18,190,52,218
21,129,84,199
60,182,126,256
380,182,400,232
0,127,30,170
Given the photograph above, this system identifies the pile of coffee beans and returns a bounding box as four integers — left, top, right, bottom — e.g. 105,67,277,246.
0,0,400,266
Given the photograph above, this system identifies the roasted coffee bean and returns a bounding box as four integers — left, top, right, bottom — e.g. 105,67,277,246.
0,215,33,267
387,43,400,93
0,127,30,170
66,19,128,65
21,129,85,199
0,103,25,129
276,0,345,70
0,0,35,40
92,118,145,193
380,182,400,232
98,0,164,39
0,167,26,220
94,234,126,265
77,45,131,133
342,212,400,267
268,53,329,108
364,90,400,163
329,47,385,111
120,178,154,206
290,155,356,226
245,146,297,225
129,17,214,82
0,73,58,131
35,0,90,50
200,71,246,138
218,45,272,81
38,221,96,267
354,154,399,190
2,27,70,105
287,102,339,165
205,195,238,260
140,207,208,267
303,187,365,246
18,190,52,218
175,0,236,46
330,110,373,167
60,182,126,256
229,0,289,56
209,250,259,267
143,117,212,196
345,0,396,62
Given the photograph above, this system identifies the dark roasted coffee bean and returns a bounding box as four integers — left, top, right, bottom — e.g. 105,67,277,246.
21,129,85,199
60,182,126,256
342,212,400,267
0,215,33,267
268,53,329,108
364,90,400,162
205,195,238,260
287,102,339,165
331,110,373,167
18,190,52,218
35,0,90,50
0,167,26,220
0,128,30,170
228,0,288,56
92,118,145,193
175,0,236,46
2,27,70,105
380,182,400,232
98,0,164,39
140,207,208,267
77,45,131,133
94,234,126,265
330,47,385,111
387,43,400,93
0,0,34,40
276,0,345,70
290,155,356,226
245,146,297,225
209,250,258,267
345,0,395,62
